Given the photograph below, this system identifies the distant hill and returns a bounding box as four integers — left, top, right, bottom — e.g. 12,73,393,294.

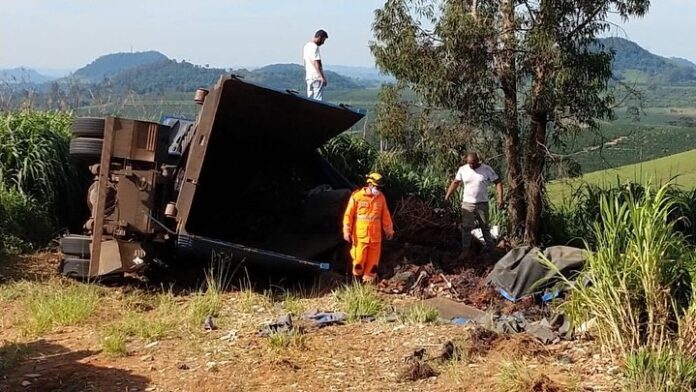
104,61,363,94
73,51,169,82
669,57,696,70
110,60,227,94
244,63,362,91
0,67,54,84
598,38,696,84
326,65,395,86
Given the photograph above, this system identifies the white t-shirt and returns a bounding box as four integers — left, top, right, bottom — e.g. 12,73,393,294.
455,164,499,204
303,42,322,81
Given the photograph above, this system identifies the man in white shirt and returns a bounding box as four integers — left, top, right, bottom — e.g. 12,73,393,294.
445,152,504,252
303,29,329,100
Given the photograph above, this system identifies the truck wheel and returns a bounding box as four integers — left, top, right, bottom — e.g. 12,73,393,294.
70,138,103,160
60,235,91,258
59,257,90,279
72,117,105,137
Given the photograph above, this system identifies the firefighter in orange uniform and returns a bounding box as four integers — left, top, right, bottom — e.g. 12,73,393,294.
342,173,395,283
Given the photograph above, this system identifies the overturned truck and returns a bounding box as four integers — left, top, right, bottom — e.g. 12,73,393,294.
60,76,364,278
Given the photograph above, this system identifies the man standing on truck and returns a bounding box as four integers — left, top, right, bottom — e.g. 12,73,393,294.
304,29,329,100
343,173,395,283
445,152,504,254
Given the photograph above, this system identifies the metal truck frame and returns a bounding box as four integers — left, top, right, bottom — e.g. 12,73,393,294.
60,75,364,278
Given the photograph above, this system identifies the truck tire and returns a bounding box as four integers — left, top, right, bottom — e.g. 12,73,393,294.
60,235,90,258
70,138,103,160
72,117,105,138
59,257,90,279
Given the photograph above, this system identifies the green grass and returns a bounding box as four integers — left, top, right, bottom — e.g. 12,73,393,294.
624,348,696,392
546,185,694,358
280,293,304,316
549,148,696,205
19,282,101,337
332,284,384,322
100,327,128,357
266,329,307,350
400,302,439,324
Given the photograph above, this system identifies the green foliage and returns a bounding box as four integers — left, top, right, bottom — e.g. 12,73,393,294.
0,111,75,205
0,110,84,253
400,302,439,324
624,348,696,392
266,329,307,350
550,184,694,358
100,327,129,357
19,282,102,337
320,134,377,184
74,50,169,82
0,186,53,254
332,284,384,322
601,37,696,85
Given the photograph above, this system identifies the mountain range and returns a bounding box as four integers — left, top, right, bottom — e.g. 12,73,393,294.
2,38,695,92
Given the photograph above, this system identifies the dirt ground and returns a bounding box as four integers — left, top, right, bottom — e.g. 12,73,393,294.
0,252,621,392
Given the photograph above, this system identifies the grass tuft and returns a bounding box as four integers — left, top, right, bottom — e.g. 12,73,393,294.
100,326,128,357
266,329,306,350
624,348,696,392
400,302,439,324
332,284,384,322
19,281,101,337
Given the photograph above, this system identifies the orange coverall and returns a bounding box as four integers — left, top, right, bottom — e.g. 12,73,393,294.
342,188,394,282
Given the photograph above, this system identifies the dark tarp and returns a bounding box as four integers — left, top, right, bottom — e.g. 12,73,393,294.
485,246,588,301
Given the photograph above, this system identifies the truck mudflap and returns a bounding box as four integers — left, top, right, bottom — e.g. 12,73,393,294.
176,234,331,271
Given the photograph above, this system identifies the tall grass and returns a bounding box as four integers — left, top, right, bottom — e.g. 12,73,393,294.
555,184,693,357
0,185,53,253
624,348,696,392
0,111,77,206
0,111,87,252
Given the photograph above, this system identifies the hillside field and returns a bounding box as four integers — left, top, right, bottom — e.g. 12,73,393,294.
549,148,696,205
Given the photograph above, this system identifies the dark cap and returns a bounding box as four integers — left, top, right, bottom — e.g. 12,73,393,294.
315,29,329,39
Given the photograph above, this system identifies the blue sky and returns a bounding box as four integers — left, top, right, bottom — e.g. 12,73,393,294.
1,0,695,71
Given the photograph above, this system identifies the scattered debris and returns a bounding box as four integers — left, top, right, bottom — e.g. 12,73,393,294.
176,363,190,370
219,329,239,342
260,315,293,336
21,380,31,387
203,315,216,331
530,374,562,392
144,341,159,349
272,359,301,371
467,327,500,357
439,341,456,362
485,246,587,301
140,355,154,362
401,348,438,382
23,374,40,379
302,310,347,328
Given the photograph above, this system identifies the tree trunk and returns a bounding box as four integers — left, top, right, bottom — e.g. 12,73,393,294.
524,112,548,245
497,0,526,242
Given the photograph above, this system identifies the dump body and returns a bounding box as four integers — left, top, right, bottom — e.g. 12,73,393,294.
60,75,364,278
